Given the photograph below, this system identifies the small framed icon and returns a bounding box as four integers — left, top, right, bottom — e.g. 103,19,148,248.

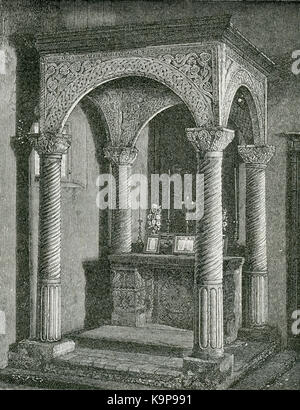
144,235,160,254
173,235,195,255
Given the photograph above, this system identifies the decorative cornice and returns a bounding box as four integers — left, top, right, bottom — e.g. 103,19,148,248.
34,15,274,75
28,132,71,155
186,127,234,153
238,145,275,166
104,145,138,166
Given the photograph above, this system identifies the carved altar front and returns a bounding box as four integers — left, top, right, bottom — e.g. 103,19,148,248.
109,254,244,344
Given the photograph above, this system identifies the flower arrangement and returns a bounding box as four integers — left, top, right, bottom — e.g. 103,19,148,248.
147,204,162,234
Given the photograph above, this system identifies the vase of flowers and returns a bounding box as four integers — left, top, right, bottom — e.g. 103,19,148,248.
147,204,162,234
222,206,229,256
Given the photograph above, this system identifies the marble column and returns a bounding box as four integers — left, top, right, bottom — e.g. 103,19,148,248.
238,145,275,327
29,132,71,342
104,145,138,253
186,127,234,360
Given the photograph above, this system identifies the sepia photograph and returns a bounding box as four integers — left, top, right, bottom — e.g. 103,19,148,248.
0,0,299,396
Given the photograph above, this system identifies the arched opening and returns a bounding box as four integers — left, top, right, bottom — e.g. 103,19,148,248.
43,75,197,335
225,86,259,327
224,86,256,255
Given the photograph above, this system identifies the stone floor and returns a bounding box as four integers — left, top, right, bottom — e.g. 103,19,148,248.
230,350,297,390
267,360,300,390
1,325,298,390
1,360,299,390
0,381,46,390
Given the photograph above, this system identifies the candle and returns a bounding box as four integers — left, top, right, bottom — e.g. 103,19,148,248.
30,122,39,134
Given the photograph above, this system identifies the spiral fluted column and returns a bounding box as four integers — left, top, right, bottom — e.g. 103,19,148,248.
29,132,71,342
104,145,138,253
187,127,234,360
238,145,275,327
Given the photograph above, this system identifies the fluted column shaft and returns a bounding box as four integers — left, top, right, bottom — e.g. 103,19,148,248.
29,132,71,342
238,145,275,327
187,127,234,360
104,145,138,253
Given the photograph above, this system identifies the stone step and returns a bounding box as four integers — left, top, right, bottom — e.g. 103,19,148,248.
0,366,154,390
266,357,300,390
230,350,297,390
3,338,282,390
52,347,184,389
73,324,193,358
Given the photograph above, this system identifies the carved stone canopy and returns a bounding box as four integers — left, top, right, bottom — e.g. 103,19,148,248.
104,145,138,166
186,126,235,153
238,145,275,166
35,14,273,144
28,132,72,156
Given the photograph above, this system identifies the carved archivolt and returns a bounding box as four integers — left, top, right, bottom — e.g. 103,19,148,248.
41,52,215,133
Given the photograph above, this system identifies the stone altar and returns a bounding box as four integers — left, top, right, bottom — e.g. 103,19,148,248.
108,254,244,344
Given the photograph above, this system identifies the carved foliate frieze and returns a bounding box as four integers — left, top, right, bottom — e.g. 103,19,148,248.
186,126,234,153
40,45,217,133
238,145,275,166
28,132,71,155
159,52,213,99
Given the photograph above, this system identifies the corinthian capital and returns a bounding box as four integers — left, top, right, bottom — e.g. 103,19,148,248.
238,145,275,167
104,144,138,165
28,132,71,156
186,127,234,153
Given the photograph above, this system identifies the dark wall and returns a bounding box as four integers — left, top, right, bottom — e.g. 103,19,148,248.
0,44,17,368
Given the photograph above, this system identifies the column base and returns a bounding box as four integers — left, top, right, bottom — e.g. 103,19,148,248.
9,339,75,370
182,353,234,389
238,325,279,342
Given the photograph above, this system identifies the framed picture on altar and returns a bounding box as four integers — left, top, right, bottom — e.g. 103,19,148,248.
173,235,195,255
144,235,160,254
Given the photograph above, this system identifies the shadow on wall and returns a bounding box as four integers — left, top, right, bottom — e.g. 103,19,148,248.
83,256,113,329
12,35,39,341
80,96,113,329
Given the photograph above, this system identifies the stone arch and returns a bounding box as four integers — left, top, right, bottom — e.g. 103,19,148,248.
227,86,257,145
40,56,213,134
133,102,182,146
222,69,265,144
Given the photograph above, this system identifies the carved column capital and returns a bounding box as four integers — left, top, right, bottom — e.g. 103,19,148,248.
104,145,138,166
186,127,235,154
238,145,275,168
28,132,71,156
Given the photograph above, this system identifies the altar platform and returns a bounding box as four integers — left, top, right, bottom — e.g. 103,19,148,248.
4,323,290,390
108,253,244,344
